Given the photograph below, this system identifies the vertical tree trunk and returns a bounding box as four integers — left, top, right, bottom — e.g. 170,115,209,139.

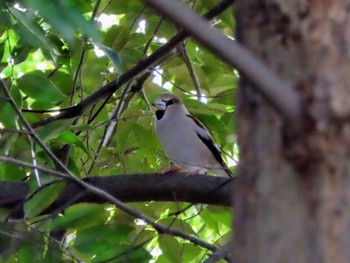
234,1,350,262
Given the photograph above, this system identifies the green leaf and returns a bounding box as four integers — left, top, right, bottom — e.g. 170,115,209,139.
94,42,123,74
48,70,74,96
24,182,65,218
90,245,151,263
24,0,101,41
112,26,130,51
0,102,18,128
49,203,107,230
0,162,26,181
9,7,54,50
183,243,204,262
200,208,220,234
37,120,72,143
17,74,66,103
0,8,11,32
157,218,197,236
74,224,133,253
81,50,108,91
158,235,182,263
58,130,90,156
11,46,33,64
0,86,21,128
125,33,150,49
207,206,232,228
154,255,172,263
10,243,41,263
131,123,158,150
105,0,144,16
72,224,151,263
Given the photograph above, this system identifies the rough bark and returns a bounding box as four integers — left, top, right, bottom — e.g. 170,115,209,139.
234,1,350,263
0,174,233,219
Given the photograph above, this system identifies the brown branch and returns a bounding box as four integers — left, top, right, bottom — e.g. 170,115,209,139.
204,242,233,263
31,0,235,128
180,42,202,99
145,0,302,130
0,174,233,218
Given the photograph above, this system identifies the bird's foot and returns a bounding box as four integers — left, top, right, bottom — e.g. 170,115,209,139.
159,167,185,174
186,168,206,176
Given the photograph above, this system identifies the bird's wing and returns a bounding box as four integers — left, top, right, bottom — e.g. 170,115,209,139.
186,114,232,177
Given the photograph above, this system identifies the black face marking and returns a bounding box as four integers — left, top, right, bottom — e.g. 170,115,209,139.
156,110,165,120
162,99,174,106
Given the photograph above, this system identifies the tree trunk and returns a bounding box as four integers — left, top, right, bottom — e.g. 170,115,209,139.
234,1,350,263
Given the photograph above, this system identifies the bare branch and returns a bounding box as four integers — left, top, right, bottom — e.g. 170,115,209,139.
204,242,233,263
180,42,202,99
0,174,232,214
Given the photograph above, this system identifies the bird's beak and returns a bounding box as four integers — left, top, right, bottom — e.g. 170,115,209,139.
151,101,166,111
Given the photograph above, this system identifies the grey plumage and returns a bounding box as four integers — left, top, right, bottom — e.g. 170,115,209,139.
152,92,233,177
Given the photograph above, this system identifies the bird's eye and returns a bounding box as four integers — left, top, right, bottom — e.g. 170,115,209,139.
166,99,174,106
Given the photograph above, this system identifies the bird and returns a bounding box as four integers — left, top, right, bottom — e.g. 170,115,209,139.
152,92,233,177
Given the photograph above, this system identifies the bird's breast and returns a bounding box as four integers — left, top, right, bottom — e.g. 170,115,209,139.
155,116,215,169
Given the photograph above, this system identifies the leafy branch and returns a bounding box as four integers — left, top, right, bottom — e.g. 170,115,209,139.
31,0,235,128
0,71,222,253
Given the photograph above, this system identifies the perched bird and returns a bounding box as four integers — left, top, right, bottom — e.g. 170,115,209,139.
152,92,233,177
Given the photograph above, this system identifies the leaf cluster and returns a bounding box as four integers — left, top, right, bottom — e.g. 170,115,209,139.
0,0,236,262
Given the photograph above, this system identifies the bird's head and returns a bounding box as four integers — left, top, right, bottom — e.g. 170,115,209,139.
151,92,182,111
152,93,185,120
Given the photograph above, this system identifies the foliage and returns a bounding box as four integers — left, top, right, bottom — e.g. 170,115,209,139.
0,0,236,262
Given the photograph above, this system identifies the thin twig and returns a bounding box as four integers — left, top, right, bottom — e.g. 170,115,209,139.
87,82,132,174
129,5,148,31
0,156,71,180
155,68,235,99
30,191,86,226
29,139,41,186
100,82,132,147
70,47,86,105
91,0,102,19
101,238,152,263
169,177,233,217
0,128,31,134
180,42,202,99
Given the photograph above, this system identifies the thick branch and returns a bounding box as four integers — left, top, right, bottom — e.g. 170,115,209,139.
0,174,233,218
145,0,302,130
